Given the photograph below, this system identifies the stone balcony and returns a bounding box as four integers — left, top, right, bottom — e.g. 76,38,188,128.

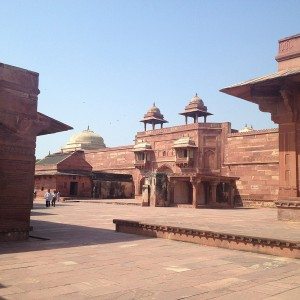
175,157,193,168
134,160,149,169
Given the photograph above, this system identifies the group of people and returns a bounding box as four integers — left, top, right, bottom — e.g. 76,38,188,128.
44,189,60,207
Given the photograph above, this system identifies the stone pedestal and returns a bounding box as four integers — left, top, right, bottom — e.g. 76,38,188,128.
148,173,168,207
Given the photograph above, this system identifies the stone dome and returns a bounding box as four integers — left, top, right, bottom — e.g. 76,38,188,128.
61,127,106,152
239,124,254,133
142,102,166,121
146,103,162,117
189,93,204,108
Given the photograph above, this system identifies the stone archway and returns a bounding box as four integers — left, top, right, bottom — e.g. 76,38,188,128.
156,164,174,175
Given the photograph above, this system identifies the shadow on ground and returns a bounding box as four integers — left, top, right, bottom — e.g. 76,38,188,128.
0,219,150,255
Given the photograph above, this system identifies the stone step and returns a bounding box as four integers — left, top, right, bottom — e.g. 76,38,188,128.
113,219,300,259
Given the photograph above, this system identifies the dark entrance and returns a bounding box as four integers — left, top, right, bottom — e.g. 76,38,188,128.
70,181,78,196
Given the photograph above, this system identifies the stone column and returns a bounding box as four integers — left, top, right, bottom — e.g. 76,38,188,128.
211,181,219,206
190,178,200,208
278,122,298,198
168,179,176,206
228,181,235,208
256,87,300,221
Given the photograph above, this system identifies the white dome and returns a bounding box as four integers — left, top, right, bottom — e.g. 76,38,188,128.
62,127,106,152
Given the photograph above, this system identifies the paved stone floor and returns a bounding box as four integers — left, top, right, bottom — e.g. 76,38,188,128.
0,201,299,299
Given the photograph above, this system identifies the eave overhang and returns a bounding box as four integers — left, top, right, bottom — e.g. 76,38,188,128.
220,68,300,103
36,112,73,136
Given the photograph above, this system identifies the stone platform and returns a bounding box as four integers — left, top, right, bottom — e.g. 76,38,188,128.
112,206,300,259
114,219,299,259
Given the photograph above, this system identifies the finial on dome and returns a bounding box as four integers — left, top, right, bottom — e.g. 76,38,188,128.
195,93,198,97
153,102,156,107
87,125,90,131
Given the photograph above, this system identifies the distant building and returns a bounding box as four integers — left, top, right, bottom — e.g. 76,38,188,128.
36,93,279,208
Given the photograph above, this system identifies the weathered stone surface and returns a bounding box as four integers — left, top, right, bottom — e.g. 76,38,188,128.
0,62,71,240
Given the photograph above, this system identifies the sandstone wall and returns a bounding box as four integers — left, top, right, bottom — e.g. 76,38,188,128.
35,176,57,197
85,146,135,173
223,129,279,207
0,64,39,240
56,175,92,198
58,151,92,174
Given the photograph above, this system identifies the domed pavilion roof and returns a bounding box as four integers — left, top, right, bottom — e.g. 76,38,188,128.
141,103,167,123
140,103,168,131
189,93,205,108
61,126,106,152
179,93,213,122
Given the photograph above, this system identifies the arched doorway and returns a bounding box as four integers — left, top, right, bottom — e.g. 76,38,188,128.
157,165,173,175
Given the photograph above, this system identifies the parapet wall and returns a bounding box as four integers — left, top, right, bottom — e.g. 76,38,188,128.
224,129,279,207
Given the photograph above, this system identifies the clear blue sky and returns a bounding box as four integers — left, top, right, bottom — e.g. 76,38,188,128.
1,0,299,158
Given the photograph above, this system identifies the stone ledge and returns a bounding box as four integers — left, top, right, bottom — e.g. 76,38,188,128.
275,200,300,208
113,219,300,258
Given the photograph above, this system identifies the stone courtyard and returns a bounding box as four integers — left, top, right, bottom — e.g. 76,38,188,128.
0,200,299,299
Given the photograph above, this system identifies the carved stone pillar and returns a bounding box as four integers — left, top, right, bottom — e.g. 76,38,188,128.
211,181,219,205
190,178,200,208
278,122,298,198
134,177,141,196
228,181,235,208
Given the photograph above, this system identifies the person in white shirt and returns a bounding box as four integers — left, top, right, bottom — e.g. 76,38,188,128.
44,189,53,207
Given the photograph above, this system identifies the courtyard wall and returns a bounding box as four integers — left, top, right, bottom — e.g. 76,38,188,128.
223,129,279,207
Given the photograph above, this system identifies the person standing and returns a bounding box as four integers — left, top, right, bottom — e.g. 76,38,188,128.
44,189,53,207
56,191,60,202
52,190,57,207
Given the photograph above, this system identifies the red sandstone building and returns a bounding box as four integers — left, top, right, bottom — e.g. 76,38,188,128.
34,33,300,221
221,33,300,221
0,63,71,241
35,96,279,209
